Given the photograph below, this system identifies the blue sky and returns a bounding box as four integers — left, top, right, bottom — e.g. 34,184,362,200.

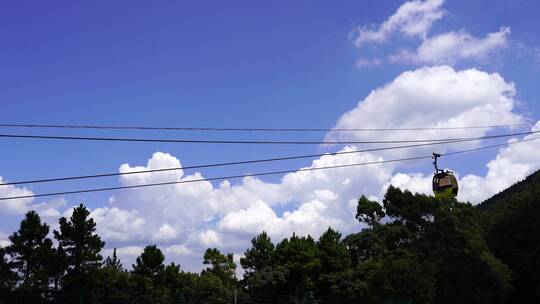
1,0,539,270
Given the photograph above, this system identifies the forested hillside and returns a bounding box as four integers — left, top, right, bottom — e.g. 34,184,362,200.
0,171,538,304
478,170,540,303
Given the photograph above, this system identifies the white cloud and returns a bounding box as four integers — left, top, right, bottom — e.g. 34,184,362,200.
353,0,510,66
384,121,540,203
0,230,10,247
459,123,540,202
327,65,523,159
165,244,194,256
90,207,146,242
85,145,392,269
392,27,510,64
34,197,67,220
0,177,34,214
153,224,178,242
198,230,222,247
356,57,383,68
103,245,144,257
355,0,445,46
384,173,432,197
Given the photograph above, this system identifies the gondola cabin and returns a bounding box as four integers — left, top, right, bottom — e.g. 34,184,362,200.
432,153,459,199
432,171,458,199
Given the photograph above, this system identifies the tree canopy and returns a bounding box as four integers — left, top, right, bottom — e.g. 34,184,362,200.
0,170,538,303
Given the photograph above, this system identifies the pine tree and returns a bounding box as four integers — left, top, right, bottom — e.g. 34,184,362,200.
104,248,123,270
202,248,236,285
241,231,275,274
97,248,130,304
6,211,54,294
130,245,166,304
0,246,17,299
53,204,104,291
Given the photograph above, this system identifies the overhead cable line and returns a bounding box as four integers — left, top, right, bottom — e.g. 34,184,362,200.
0,123,532,132
0,157,432,200
0,131,538,145
0,137,537,201
0,137,492,187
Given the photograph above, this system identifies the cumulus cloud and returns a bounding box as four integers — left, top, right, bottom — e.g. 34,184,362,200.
0,177,35,214
392,27,511,64
386,122,540,203
459,123,540,202
34,197,67,220
90,207,146,242
354,0,445,46
327,65,523,158
81,145,393,272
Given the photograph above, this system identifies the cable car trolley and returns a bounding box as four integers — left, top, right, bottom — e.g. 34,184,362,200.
432,153,458,199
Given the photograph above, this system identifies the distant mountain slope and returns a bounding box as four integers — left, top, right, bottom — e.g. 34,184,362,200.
478,169,540,304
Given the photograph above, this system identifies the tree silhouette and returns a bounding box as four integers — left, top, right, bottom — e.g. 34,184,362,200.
0,246,17,300
356,195,385,227
6,211,54,297
54,204,104,293
104,248,123,270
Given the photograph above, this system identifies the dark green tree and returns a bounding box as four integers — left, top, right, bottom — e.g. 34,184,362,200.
104,248,123,270
480,169,540,303
130,245,166,304
202,248,237,285
0,246,17,302
383,186,437,233
240,231,275,274
132,245,165,279
356,196,385,227
315,228,353,302
275,233,320,302
317,227,350,273
196,271,232,304
6,211,55,297
241,232,288,302
49,245,68,294
161,263,186,304
96,256,130,304
53,204,104,295
427,202,512,304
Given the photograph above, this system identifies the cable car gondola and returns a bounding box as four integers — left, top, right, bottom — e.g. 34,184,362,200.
432,153,458,199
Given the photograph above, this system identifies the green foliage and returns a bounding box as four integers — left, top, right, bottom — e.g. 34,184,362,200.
132,245,165,279
2,170,539,304
480,170,540,303
104,248,122,270
274,233,321,302
6,211,54,291
130,245,167,303
53,204,104,291
196,271,233,304
241,231,275,273
356,196,385,227
344,187,512,304
95,262,130,304
0,246,17,302
202,248,237,286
